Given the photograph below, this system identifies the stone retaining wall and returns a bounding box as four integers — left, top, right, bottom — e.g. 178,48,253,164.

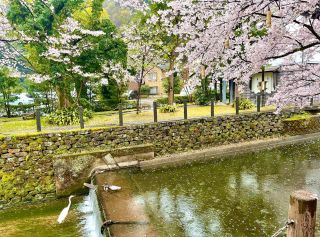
283,115,320,135
0,112,298,208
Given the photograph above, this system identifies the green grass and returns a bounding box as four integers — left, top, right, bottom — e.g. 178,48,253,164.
0,105,275,135
285,113,312,121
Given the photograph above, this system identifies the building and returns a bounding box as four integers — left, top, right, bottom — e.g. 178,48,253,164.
128,67,165,96
242,66,280,104
144,67,165,95
249,66,279,94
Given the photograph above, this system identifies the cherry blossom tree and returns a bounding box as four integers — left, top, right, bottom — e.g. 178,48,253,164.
119,0,320,110
1,0,129,109
117,0,184,105
122,19,163,113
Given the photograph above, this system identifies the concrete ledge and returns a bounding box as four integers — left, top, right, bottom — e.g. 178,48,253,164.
55,143,154,160
140,132,320,170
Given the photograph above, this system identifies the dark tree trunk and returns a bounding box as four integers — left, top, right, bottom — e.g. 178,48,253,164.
136,54,146,114
168,59,175,105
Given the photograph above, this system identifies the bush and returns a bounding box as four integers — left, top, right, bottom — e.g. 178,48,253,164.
193,81,216,105
47,106,93,126
159,104,176,113
11,104,35,113
163,73,183,94
93,100,137,112
236,98,255,110
174,96,190,104
141,85,150,96
156,96,191,106
155,97,168,105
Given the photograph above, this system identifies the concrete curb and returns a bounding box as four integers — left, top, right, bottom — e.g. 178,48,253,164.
140,132,320,170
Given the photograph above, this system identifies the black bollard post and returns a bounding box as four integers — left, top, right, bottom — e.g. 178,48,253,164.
79,106,84,129
119,104,123,126
184,100,188,120
36,109,42,132
257,94,261,113
153,101,158,123
236,97,240,115
211,99,215,117
310,97,314,107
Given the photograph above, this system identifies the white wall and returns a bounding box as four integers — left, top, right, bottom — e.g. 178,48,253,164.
251,72,276,94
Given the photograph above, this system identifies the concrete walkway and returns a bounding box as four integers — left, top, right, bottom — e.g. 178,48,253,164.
95,172,159,237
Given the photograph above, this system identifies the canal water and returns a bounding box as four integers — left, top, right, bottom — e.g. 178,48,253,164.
1,140,320,237
127,141,320,237
0,189,103,237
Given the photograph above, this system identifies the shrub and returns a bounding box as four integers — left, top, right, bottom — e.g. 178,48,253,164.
11,104,35,113
155,97,168,105
141,85,151,96
156,96,191,106
163,73,183,94
93,100,137,112
159,104,176,113
237,98,255,110
193,83,216,106
174,96,190,104
47,106,93,126
285,112,312,121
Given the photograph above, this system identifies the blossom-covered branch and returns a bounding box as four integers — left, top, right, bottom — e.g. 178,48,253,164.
120,0,320,109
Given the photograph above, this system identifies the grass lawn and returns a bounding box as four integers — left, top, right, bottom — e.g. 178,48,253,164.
0,105,275,135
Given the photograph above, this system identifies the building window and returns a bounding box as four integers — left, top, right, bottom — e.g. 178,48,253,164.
147,72,157,81
150,86,158,95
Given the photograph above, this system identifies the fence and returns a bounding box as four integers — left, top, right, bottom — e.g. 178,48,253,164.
6,93,319,134
32,97,259,132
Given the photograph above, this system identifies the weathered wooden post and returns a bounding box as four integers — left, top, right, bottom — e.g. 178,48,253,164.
79,106,84,129
119,104,123,126
184,100,188,120
235,97,240,115
310,97,314,107
153,101,158,123
287,190,317,237
257,94,261,113
211,98,215,117
35,109,41,132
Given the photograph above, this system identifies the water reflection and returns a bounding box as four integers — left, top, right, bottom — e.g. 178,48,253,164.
130,141,320,237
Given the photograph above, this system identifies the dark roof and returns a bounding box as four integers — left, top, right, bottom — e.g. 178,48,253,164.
258,66,280,73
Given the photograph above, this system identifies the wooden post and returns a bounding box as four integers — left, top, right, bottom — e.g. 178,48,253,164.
79,106,84,129
235,97,240,115
35,109,41,132
153,101,158,123
287,190,317,237
211,99,215,117
119,104,123,126
184,100,188,120
229,80,234,103
257,94,261,113
261,66,265,107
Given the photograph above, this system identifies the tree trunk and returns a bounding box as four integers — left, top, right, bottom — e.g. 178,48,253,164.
56,86,72,109
4,102,11,118
168,59,175,105
75,79,87,106
136,55,146,114
3,92,11,118
182,67,193,102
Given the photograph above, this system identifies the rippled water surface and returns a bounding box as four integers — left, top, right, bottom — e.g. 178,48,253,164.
128,141,320,237
1,141,320,237
0,192,105,237
0,199,82,237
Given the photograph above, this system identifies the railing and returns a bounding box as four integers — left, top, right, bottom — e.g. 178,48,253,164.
34,97,253,132
0,96,281,135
